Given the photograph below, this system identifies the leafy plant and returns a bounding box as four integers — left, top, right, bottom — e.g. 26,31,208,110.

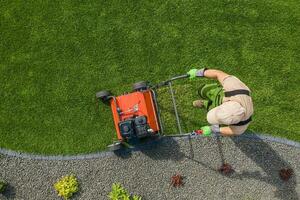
0,180,7,193
132,195,142,200
54,175,79,200
108,183,142,200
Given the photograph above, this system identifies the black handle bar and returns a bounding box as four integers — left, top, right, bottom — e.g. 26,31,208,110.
152,74,190,89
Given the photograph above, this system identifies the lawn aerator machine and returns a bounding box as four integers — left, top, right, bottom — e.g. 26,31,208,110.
96,74,202,151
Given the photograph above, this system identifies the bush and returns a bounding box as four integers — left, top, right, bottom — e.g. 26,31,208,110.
54,175,79,200
0,180,7,193
108,183,142,200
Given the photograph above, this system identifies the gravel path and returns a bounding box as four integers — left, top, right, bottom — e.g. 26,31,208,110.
0,135,299,200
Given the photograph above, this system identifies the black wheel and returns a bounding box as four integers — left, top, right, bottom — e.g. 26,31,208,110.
132,81,149,91
107,142,122,151
96,90,112,102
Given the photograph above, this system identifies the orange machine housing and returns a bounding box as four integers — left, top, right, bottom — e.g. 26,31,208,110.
110,90,160,140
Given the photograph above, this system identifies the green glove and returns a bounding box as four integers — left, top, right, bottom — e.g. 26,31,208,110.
187,69,198,79
187,68,207,79
200,125,220,136
200,126,212,136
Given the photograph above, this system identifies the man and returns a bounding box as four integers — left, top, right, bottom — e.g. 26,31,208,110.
187,68,254,137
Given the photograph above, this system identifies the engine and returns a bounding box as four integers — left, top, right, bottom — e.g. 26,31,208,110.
118,116,152,139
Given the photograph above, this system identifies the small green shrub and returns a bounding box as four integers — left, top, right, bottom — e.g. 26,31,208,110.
54,175,79,200
108,183,142,200
131,195,142,200
0,180,7,193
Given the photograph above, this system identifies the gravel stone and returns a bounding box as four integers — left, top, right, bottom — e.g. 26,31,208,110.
0,135,299,200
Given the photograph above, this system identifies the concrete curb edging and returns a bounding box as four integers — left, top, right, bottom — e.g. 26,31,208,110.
0,133,299,161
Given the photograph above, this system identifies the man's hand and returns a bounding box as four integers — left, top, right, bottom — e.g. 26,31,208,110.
187,68,207,79
187,69,198,79
200,126,212,136
200,125,220,136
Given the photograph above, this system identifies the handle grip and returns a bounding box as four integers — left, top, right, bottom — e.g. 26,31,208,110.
191,130,203,136
152,74,190,89
170,74,190,81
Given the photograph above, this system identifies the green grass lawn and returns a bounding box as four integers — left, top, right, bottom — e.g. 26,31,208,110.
0,0,299,155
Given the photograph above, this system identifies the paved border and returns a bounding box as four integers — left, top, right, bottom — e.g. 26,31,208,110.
0,133,299,161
